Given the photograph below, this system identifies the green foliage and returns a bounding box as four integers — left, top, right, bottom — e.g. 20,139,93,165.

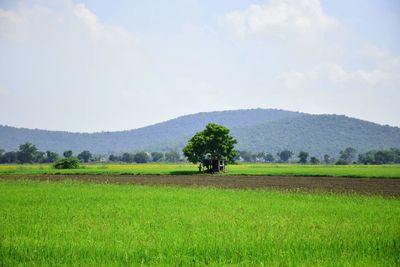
233,115,400,157
53,157,80,169
2,112,400,157
17,142,38,164
183,123,237,171
44,151,59,163
336,159,349,165
121,153,134,163
1,152,18,163
339,147,357,164
310,156,320,164
237,150,252,162
165,150,181,162
298,151,309,164
77,150,92,163
323,154,331,164
150,152,163,162
264,153,275,163
108,154,120,162
278,149,293,162
358,148,400,165
134,151,149,163
1,180,399,266
63,150,73,158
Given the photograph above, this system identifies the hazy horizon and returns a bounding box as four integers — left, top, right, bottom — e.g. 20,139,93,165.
1,107,400,134
1,0,399,132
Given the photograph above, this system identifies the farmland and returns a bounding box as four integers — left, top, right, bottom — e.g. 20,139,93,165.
0,179,399,266
1,163,400,178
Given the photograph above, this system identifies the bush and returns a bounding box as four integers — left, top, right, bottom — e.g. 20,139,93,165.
53,157,80,169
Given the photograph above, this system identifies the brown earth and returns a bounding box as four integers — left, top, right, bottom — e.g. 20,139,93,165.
1,174,400,197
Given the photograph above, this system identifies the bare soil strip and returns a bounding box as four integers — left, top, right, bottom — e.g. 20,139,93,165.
1,174,399,197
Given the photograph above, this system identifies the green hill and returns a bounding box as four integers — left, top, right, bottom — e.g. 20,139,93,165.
1,109,399,156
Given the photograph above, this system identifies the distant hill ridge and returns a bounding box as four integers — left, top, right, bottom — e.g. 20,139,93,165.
1,109,399,156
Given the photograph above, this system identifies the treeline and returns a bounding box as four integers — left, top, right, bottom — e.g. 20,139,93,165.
0,142,183,164
1,142,400,165
108,151,182,163
236,150,328,164
0,143,96,164
236,147,400,165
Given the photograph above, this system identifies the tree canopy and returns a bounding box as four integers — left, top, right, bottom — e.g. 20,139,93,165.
298,151,309,164
77,150,92,163
183,123,237,172
278,150,293,162
18,142,39,164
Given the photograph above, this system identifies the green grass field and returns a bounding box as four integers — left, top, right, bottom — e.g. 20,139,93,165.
1,163,400,178
0,180,399,266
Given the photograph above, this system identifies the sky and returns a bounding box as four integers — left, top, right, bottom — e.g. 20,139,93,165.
0,0,399,132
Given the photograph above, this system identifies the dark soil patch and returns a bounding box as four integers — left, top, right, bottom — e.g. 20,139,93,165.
1,174,399,197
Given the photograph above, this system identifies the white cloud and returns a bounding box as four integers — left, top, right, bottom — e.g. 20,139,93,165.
278,58,399,90
0,1,150,132
362,44,390,60
223,0,337,40
0,9,24,24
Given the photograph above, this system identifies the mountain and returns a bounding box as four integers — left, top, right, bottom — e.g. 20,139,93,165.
1,109,400,156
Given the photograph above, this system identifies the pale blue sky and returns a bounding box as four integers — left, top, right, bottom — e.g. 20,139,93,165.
0,0,399,132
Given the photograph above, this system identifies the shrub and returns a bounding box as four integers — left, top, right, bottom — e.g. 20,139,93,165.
53,157,80,169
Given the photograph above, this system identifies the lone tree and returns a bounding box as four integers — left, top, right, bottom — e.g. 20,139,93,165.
183,123,237,173
77,150,92,163
134,151,149,163
298,151,309,164
18,142,39,164
63,150,73,158
278,149,293,162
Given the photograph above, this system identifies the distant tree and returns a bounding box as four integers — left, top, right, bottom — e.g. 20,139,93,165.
358,151,375,164
18,142,39,164
391,148,400,163
77,150,92,163
238,151,252,162
323,154,331,164
358,148,400,165
278,150,293,162
121,153,134,163
165,150,181,163
0,149,4,163
53,157,80,169
298,151,309,164
310,156,320,164
252,152,263,162
35,151,45,163
183,123,237,172
264,153,275,163
339,147,357,164
108,154,120,162
1,151,18,163
335,159,348,165
44,151,59,163
374,150,394,164
63,150,73,158
150,152,164,162
134,151,149,163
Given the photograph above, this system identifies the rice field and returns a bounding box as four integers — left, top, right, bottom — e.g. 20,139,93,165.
0,179,399,266
0,163,400,178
